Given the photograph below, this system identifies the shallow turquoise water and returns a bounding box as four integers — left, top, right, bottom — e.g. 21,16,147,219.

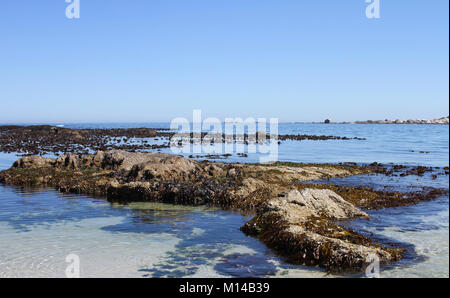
0,183,327,278
0,124,448,277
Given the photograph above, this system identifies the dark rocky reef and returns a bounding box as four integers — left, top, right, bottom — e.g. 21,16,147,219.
0,125,366,156
0,125,172,155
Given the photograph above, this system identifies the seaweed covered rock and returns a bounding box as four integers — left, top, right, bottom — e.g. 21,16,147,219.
81,150,203,181
241,189,402,273
270,189,368,220
13,156,54,169
55,154,80,170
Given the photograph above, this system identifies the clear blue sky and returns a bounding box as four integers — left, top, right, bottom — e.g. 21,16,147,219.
0,0,448,123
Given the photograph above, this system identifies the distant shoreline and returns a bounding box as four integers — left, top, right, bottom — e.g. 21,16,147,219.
1,116,449,126
314,116,449,125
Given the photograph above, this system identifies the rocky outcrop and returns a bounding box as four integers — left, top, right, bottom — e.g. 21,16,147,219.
272,189,368,220
241,189,402,272
13,156,54,169
2,150,438,273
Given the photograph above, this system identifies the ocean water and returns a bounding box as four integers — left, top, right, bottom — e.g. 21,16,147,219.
0,123,448,277
57,122,449,166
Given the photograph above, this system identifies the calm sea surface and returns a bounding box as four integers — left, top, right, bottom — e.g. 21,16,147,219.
0,123,448,277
